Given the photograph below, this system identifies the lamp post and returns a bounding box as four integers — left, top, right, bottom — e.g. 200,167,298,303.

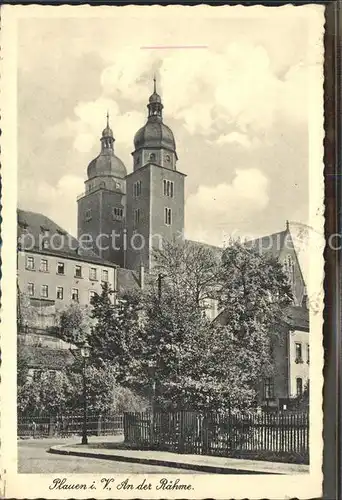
147,360,156,445
80,340,92,445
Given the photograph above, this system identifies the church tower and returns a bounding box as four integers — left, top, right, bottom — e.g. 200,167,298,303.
126,78,186,272
77,114,126,266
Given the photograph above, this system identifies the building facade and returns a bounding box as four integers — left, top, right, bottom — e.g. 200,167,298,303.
17,209,118,330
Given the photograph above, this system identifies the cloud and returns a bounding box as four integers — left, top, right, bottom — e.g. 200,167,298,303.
45,97,146,168
19,175,83,236
185,168,269,246
213,131,261,149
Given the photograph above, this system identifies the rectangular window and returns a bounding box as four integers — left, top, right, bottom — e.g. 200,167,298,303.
75,265,82,278
307,344,310,364
56,262,65,275
264,377,275,400
102,270,108,282
296,377,303,397
85,209,92,221
56,286,64,300
41,285,48,298
295,342,302,363
163,179,174,197
113,207,123,220
133,181,142,198
71,288,79,302
26,256,35,270
133,208,141,226
89,267,97,281
40,259,48,272
89,290,97,303
164,207,172,225
27,282,34,297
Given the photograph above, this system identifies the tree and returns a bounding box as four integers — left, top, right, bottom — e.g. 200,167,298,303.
153,239,222,306
18,371,74,414
17,345,30,386
57,302,95,344
136,238,292,413
88,283,146,385
218,239,292,398
17,292,39,330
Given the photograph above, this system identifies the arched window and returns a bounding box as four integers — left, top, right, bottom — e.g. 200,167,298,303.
149,153,156,162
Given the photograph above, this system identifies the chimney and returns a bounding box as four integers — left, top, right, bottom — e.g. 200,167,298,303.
139,262,145,290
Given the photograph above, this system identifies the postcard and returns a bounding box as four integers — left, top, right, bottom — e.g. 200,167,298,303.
1,4,325,499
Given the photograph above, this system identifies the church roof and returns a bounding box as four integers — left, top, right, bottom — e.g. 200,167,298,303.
117,268,141,294
214,305,309,332
134,120,176,152
17,209,117,268
282,305,309,332
246,229,288,259
87,152,127,180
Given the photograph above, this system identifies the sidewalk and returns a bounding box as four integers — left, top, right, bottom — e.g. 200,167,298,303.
49,436,309,475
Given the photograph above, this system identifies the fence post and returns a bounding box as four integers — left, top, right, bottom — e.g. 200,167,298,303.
49,416,55,437
97,414,102,436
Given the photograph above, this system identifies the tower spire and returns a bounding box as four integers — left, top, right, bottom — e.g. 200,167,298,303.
106,110,110,128
148,74,163,120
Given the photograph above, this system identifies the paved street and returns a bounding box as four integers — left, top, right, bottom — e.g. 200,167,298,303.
18,439,196,474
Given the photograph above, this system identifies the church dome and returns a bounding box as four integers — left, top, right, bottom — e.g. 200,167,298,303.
149,91,162,104
87,113,127,180
87,153,127,180
102,125,113,137
133,76,176,153
134,121,176,151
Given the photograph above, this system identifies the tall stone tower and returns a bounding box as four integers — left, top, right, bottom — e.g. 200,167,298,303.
126,78,186,272
77,114,126,266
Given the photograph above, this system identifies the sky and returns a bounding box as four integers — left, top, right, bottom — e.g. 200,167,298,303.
17,5,324,247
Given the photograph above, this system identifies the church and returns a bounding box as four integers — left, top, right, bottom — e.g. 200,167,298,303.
17,80,309,409
77,77,185,273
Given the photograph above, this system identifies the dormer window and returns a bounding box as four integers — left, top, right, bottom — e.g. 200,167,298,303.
19,220,28,230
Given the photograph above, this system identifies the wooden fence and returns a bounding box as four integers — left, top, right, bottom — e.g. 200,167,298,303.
18,412,124,438
124,410,309,462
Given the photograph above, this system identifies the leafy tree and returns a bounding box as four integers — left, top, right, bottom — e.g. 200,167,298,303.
136,238,292,413
153,239,221,306
17,292,39,330
18,371,74,414
17,345,30,386
57,302,95,344
218,239,292,396
88,283,145,385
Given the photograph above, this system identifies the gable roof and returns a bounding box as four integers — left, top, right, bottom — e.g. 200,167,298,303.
214,305,309,332
117,268,141,293
17,209,116,268
246,229,288,259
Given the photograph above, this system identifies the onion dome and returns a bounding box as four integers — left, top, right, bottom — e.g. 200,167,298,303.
87,113,127,180
133,76,176,153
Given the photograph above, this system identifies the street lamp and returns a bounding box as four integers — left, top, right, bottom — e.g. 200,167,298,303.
147,360,156,445
80,340,92,445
